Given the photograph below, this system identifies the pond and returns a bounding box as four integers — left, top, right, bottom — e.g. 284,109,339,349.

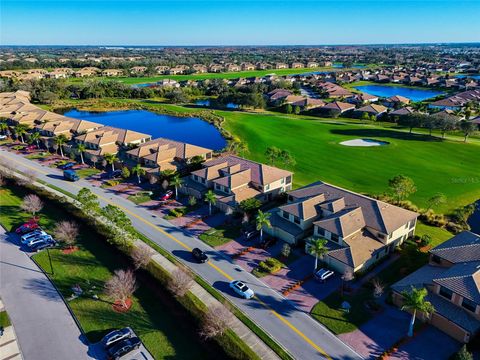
64,109,227,150
354,85,444,102
454,74,480,80
195,99,239,109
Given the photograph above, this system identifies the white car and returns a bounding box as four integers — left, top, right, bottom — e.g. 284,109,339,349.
0,135,7,140
315,268,335,282
20,230,47,244
26,235,53,248
229,280,254,299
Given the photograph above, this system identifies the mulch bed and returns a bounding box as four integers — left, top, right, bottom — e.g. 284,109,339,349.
62,246,79,254
112,298,133,313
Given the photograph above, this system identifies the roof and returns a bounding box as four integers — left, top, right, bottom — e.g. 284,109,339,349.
433,261,480,303
279,194,325,220
126,137,211,160
430,231,480,263
313,206,365,238
329,230,384,268
356,104,388,114
387,95,410,103
76,126,150,146
323,101,355,112
390,107,415,116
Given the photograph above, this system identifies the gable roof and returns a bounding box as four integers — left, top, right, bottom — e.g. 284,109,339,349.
314,206,366,238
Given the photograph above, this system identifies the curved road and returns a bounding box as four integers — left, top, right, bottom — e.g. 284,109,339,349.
0,149,362,360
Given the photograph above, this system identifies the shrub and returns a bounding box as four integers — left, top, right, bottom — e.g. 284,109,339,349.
104,179,120,187
121,167,131,179
255,257,283,275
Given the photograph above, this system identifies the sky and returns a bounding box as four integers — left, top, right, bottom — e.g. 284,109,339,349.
1,0,479,46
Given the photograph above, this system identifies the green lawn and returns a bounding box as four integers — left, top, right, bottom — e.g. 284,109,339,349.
221,111,480,215
0,311,11,328
199,224,242,247
414,222,453,248
127,191,153,205
0,186,213,359
75,167,101,179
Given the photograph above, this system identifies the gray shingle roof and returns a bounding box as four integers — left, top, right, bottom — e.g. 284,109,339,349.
430,231,480,263
433,261,480,303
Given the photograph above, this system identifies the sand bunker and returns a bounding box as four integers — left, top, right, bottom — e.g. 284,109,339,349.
340,138,389,147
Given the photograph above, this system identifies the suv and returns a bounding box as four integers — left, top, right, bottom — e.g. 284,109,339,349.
25,235,54,248
102,327,134,349
20,229,47,244
29,237,56,251
192,248,208,263
107,337,141,360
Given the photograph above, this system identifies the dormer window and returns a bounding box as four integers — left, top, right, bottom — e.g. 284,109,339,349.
461,298,477,313
439,286,453,300
293,216,300,225
331,233,339,243
282,211,289,219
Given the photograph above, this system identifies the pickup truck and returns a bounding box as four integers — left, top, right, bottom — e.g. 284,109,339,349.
63,169,79,181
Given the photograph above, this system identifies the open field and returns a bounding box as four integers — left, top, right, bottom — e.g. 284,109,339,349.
221,111,480,214
0,186,214,359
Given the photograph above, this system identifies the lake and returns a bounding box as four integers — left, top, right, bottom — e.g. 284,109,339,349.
195,99,239,109
64,109,227,150
354,85,444,101
455,74,480,80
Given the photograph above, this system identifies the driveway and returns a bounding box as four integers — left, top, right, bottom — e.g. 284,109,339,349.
0,228,93,360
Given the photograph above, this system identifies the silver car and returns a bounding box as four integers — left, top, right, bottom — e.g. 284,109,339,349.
26,235,53,248
20,230,47,244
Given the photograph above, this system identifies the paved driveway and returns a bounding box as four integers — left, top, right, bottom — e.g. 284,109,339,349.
0,228,92,360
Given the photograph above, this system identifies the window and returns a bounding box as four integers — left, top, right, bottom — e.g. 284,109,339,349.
461,298,477,313
286,176,292,184
378,233,386,240
281,178,285,184
331,233,339,243
282,211,289,219
409,220,416,229
265,184,270,191
431,255,441,264
193,175,198,181
293,216,300,225
439,286,453,300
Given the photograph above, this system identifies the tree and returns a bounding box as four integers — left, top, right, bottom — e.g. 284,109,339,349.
293,105,301,115
14,124,29,143
204,190,216,216
435,115,457,138
398,114,422,133
161,179,169,191
104,153,118,172
454,345,473,360
130,243,154,270
121,166,131,179
459,120,477,143
28,131,40,147
170,174,182,199
0,121,8,135
239,198,262,214
401,287,435,337
281,243,291,258
148,175,158,186
77,188,100,214
54,134,68,158
188,195,197,207
308,238,328,273
101,204,133,232
372,278,384,298
200,304,233,339
255,210,271,243
54,221,79,249
167,268,193,297
388,174,416,201
131,164,146,184
427,193,446,210
341,269,354,294
105,269,137,309
265,146,280,165
284,103,293,114
21,194,43,215
90,155,98,168
279,149,296,167
76,143,86,164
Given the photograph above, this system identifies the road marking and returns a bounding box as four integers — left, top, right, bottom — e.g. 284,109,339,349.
4,154,332,359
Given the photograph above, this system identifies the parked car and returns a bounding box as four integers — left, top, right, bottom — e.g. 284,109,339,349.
0,135,7,140
58,162,76,170
28,238,56,251
25,235,54,249
243,228,259,240
63,169,79,182
108,169,122,179
192,248,208,263
229,280,255,299
314,268,335,282
15,218,40,234
20,229,47,244
102,327,134,349
159,190,173,202
107,336,141,360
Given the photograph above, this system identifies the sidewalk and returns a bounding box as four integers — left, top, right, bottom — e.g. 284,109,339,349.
0,299,22,360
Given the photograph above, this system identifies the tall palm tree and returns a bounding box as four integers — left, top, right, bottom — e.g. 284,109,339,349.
170,174,182,198
401,287,435,337
104,153,118,172
76,143,86,164
14,124,29,143
53,134,68,158
204,190,216,216
308,238,328,273
0,121,8,135
28,131,40,147
255,210,271,243
131,164,146,184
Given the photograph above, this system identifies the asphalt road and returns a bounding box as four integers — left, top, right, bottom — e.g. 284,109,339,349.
0,149,363,360
0,227,93,360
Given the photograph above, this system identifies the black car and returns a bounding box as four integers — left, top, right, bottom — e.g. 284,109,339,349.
192,248,208,263
102,327,134,349
58,162,76,170
107,336,141,360
108,169,122,179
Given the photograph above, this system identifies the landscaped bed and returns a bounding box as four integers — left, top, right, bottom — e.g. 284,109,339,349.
199,224,242,247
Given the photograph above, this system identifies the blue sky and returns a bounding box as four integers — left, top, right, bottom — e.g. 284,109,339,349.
1,0,479,45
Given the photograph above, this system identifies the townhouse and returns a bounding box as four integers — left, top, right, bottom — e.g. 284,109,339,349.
392,231,480,343
35,118,103,139
356,104,388,118
181,155,293,213
265,181,418,274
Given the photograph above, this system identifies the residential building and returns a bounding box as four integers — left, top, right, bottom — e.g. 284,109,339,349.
265,181,418,273
275,63,288,69
291,62,304,69
101,69,123,77
35,118,102,139
322,101,355,114
356,104,388,117
392,231,480,343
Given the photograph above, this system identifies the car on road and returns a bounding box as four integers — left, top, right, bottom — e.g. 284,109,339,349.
159,190,173,202
63,169,80,182
16,218,40,234
20,229,47,244
58,162,76,170
191,248,208,263
102,327,134,349
28,237,56,251
107,336,141,360
229,280,255,299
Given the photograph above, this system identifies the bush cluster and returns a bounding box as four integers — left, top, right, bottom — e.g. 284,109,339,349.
257,257,283,274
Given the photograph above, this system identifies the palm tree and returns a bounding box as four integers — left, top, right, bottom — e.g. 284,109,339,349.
0,121,8,135
308,238,328,273
14,124,29,143
204,190,216,216
53,134,68,158
76,144,86,164
170,174,182,198
104,153,118,172
131,164,146,184
255,210,271,243
401,287,435,337
28,131,40,147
